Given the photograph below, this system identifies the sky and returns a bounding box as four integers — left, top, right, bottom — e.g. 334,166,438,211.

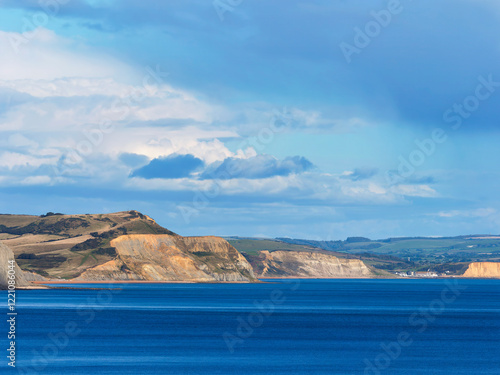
1,0,500,240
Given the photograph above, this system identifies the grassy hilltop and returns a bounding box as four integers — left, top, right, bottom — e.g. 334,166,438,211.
0,211,173,279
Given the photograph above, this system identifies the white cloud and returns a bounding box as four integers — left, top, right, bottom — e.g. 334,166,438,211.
0,28,241,173
125,171,413,207
436,208,496,218
0,28,133,81
8,133,39,149
0,26,444,210
232,105,369,135
390,184,438,198
0,78,134,98
0,151,57,169
20,175,52,185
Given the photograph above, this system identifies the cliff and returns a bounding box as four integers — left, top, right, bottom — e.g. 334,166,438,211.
0,211,175,279
0,242,29,289
463,262,500,278
246,250,373,278
75,234,257,282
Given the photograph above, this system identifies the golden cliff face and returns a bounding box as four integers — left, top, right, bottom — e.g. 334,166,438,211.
75,234,257,282
250,250,373,278
463,262,500,278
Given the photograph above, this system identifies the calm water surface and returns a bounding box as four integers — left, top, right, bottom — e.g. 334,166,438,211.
4,279,500,374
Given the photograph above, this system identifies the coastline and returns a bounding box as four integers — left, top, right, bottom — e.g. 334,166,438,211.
30,276,500,286
33,280,258,285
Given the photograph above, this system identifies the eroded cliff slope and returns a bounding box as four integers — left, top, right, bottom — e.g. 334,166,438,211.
75,234,257,282
0,242,29,289
463,262,500,278
245,250,373,278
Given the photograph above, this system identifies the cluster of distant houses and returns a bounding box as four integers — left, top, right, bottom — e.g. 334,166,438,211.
395,271,439,278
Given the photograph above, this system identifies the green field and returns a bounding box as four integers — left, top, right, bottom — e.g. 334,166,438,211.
277,236,500,260
226,238,322,255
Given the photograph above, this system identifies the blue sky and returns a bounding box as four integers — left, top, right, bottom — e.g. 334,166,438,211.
1,0,500,239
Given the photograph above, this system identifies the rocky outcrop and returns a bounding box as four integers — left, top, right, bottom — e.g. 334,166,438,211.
75,234,257,282
181,236,256,281
0,242,29,289
247,250,373,278
463,262,500,278
75,259,144,281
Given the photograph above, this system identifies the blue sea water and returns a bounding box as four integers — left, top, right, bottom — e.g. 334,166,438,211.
3,279,500,374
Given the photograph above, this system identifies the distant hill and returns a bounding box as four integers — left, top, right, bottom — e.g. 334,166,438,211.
229,236,500,275
227,238,397,277
3,211,499,281
0,211,259,282
276,235,500,263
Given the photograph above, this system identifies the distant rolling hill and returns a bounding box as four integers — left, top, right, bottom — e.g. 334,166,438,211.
228,235,500,275
226,238,399,277
226,238,339,256
3,211,499,281
276,235,500,262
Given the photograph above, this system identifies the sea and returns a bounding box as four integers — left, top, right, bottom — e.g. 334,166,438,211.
4,279,500,374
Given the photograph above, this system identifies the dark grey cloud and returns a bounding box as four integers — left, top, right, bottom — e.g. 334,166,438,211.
131,154,204,179
201,155,314,180
129,153,313,180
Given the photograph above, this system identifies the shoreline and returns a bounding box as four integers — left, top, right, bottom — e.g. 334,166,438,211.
6,277,494,290
33,280,258,285
33,276,500,285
